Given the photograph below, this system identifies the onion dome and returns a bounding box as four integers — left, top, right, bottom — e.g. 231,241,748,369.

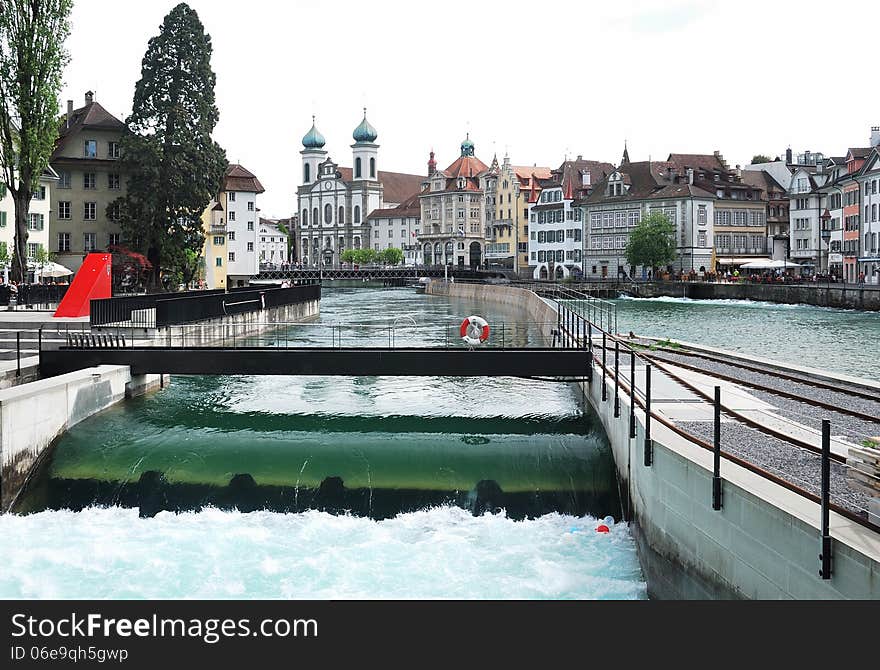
353,108,378,143
461,133,475,157
302,116,326,149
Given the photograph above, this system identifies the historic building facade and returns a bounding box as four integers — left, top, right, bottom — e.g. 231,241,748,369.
200,164,265,289
857,139,880,283
418,137,493,269
296,113,423,268
0,167,58,277
578,152,715,279
50,92,128,272
366,193,423,265
527,157,613,279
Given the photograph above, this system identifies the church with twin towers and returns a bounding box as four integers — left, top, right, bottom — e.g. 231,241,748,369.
296,111,424,267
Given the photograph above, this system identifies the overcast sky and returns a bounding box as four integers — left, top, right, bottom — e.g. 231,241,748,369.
61,0,879,217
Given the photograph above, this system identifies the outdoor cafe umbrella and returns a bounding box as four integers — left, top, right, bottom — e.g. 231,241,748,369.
35,261,73,278
739,259,776,270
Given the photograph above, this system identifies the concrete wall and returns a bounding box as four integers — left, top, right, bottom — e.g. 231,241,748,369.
0,365,131,511
628,281,880,311
433,279,880,599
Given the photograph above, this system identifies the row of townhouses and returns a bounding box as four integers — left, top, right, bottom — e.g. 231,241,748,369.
4,94,877,286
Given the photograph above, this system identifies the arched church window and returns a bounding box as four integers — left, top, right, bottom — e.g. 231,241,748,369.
304,164,310,183
324,204,333,225
354,206,361,224
339,206,345,224
355,158,362,179
370,158,376,179
302,209,308,226
313,208,319,227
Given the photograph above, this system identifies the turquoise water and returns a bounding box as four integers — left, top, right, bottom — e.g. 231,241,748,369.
1,287,647,600
615,296,880,378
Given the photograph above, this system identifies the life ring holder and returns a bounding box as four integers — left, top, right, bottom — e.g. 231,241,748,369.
460,316,490,348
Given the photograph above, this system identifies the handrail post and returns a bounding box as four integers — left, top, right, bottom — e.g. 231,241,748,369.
16,332,21,378
587,322,593,384
819,419,833,580
613,339,620,418
601,332,607,401
644,364,653,466
629,350,636,438
713,386,723,511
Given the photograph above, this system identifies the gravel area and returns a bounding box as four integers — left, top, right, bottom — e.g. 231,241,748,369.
745,388,880,443
678,421,872,518
651,350,880,419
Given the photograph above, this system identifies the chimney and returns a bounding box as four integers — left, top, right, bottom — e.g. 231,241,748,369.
871,126,880,148
576,155,582,161
786,147,793,164
85,90,94,104
686,168,694,185
66,100,73,128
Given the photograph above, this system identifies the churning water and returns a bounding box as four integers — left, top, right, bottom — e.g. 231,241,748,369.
2,286,647,600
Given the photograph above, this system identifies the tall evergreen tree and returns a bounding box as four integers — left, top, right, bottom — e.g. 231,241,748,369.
112,3,227,289
0,0,73,283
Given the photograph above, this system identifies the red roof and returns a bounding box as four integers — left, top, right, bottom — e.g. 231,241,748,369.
444,155,489,179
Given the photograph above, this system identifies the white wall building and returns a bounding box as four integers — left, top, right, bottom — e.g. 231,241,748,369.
788,166,827,270
258,219,288,267
0,167,58,278
222,164,264,287
366,193,422,265
857,142,880,283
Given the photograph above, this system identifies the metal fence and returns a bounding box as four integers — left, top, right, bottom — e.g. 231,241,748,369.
0,284,69,308
90,282,321,329
551,297,880,554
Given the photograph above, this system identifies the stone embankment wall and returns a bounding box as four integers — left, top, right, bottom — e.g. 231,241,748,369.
0,366,164,511
627,282,880,311
427,280,880,599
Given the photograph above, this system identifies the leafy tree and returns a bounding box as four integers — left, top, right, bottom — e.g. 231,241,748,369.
110,3,227,290
33,243,49,267
0,0,73,283
380,248,404,266
625,212,677,274
751,154,771,165
0,241,9,267
340,249,355,265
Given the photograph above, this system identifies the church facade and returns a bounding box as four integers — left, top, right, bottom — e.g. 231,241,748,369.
296,112,423,267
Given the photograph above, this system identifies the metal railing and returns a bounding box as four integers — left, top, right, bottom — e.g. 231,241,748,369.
550,296,880,554
0,284,69,308
90,282,320,329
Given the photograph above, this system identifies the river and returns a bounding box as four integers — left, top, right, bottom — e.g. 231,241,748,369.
1,286,646,600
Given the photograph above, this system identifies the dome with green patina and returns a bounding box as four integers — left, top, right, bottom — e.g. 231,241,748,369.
302,117,326,149
461,134,475,157
353,109,378,143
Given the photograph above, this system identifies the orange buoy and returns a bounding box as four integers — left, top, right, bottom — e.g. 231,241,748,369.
596,524,610,534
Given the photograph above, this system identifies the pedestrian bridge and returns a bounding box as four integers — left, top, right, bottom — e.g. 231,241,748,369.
38,316,596,379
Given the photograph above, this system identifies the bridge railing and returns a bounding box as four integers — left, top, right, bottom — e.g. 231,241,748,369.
552,297,880,542
90,283,321,329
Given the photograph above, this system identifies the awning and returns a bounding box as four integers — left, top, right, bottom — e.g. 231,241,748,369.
716,257,772,266
858,258,880,263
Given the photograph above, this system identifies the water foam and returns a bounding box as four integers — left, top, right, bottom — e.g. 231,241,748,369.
0,507,646,600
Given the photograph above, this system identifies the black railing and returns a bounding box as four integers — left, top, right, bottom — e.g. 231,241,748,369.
90,289,226,328
90,283,321,329
0,284,69,308
154,283,321,328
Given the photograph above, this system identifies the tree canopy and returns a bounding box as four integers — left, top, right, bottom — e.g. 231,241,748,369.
625,212,677,271
0,0,72,282
111,3,227,290
751,154,772,165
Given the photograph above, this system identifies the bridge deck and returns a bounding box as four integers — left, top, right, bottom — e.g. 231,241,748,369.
39,347,590,378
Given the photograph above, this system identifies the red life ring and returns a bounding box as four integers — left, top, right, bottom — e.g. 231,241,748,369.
460,316,490,346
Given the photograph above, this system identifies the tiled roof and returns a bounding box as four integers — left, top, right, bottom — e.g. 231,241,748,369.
740,169,787,194
444,154,489,179
513,166,553,181
53,100,127,159
577,160,716,206
367,192,422,220
224,164,265,194
332,168,425,205
666,153,728,172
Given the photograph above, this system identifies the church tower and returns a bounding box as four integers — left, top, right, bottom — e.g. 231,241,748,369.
301,116,327,185
351,108,379,182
